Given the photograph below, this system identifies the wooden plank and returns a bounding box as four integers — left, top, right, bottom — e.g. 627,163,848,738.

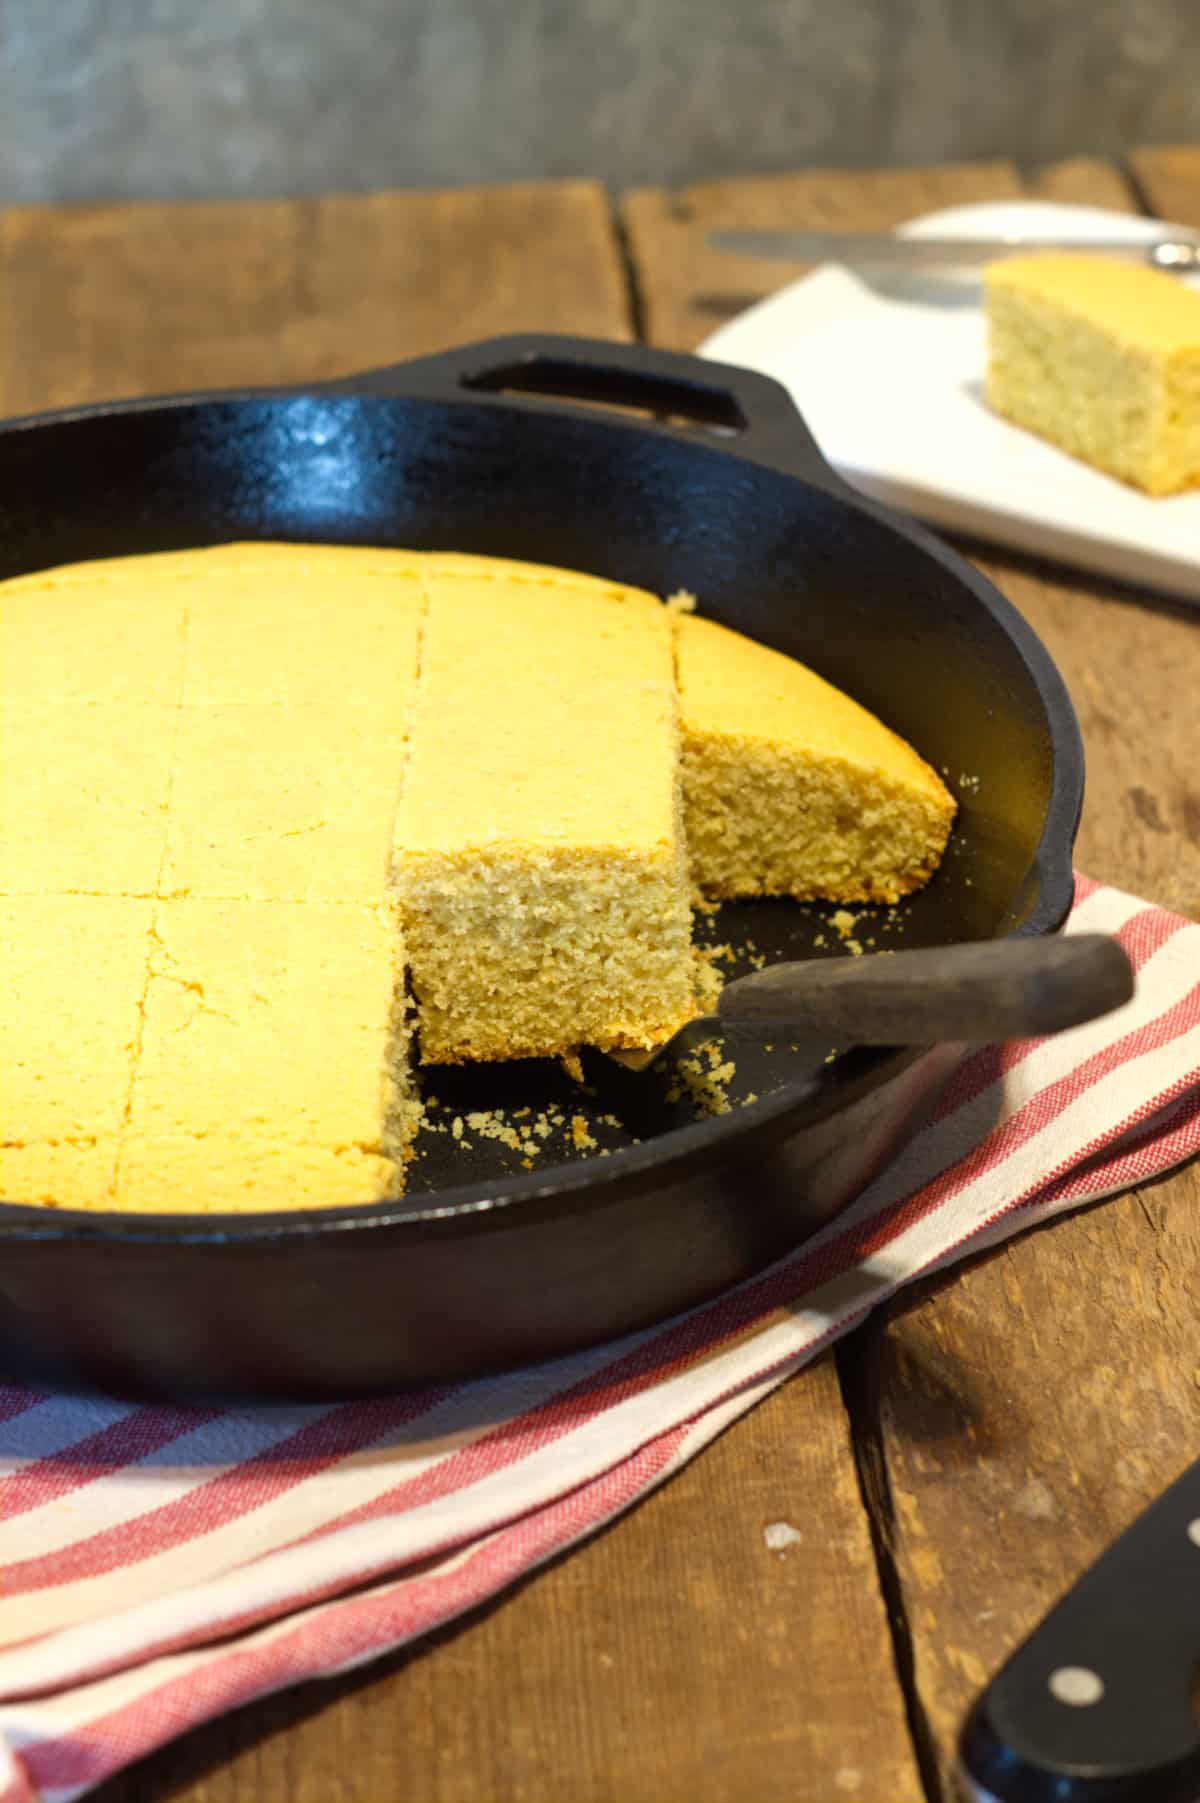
1129,142,1200,223
854,156,1200,1799
0,181,629,413
622,160,1025,351
95,1369,922,1803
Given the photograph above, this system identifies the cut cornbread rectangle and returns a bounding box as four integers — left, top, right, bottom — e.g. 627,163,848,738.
0,705,176,895
0,896,154,1204
675,615,955,904
0,561,188,706
183,543,427,711
984,253,1200,495
161,706,409,902
392,571,694,1063
118,898,411,1210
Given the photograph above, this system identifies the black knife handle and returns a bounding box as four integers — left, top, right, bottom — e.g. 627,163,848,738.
959,1456,1200,1802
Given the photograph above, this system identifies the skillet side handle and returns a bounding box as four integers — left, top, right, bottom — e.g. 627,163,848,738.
322,333,846,494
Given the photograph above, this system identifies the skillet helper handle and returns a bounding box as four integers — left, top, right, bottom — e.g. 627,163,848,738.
717,934,1133,1045
326,333,839,489
958,1456,1200,1802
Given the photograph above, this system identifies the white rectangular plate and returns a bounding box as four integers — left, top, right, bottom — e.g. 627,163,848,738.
700,201,1200,607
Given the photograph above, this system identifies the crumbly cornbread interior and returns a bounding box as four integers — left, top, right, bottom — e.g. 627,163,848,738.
985,253,1200,497
1,542,955,1212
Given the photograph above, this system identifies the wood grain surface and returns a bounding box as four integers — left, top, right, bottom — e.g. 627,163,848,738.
0,180,628,411
4,150,1199,1802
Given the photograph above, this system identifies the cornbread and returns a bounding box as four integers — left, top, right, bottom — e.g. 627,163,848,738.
3,539,956,1213
1,543,423,1213
391,570,694,1063
675,615,955,904
0,896,153,1205
1,705,176,895
162,706,408,902
985,253,1200,495
118,899,408,1210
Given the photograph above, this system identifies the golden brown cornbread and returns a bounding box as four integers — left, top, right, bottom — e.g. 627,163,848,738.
162,706,408,902
1,543,423,1213
3,541,956,1214
118,899,407,1211
984,253,1200,496
0,896,153,1205
1,704,177,895
392,569,694,1063
675,615,955,904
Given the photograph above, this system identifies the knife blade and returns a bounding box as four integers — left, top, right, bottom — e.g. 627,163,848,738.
707,229,1200,274
957,1455,1200,1801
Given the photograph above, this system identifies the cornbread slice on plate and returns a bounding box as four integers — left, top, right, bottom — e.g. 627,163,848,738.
393,570,694,1063
1,896,153,1206
0,703,177,896
118,899,411,1212
985,253,1200,496
676,615,955,904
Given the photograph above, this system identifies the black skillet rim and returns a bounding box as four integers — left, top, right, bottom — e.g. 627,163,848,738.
0,336,1085,1246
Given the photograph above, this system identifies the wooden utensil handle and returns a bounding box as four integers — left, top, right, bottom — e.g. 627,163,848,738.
717,934,1133,1045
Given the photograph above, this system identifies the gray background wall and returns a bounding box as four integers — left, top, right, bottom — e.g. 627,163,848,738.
3,0,1199,205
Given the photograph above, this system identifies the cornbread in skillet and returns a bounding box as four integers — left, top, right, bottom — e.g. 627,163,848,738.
0,896,153,1206
1,542,422,1213
0,704,177,895
118,899,409,1210
984,253,1200,495
675,615,955,904
391,569,694,1063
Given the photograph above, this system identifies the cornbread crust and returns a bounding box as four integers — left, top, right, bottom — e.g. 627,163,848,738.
392,571,694,1063
676,615,955,904
985,253,1200,496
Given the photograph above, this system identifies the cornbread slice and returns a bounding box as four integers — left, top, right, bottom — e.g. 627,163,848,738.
162,706,409,902
183,543,426,711
118,899,410,1211
1,896,154,1206
0,705,176,895
0,560,188,705
675,616,955,904
393,571,694,1063
985,253,1200,495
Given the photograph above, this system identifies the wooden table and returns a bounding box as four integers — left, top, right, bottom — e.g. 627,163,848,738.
6,148,1197,1803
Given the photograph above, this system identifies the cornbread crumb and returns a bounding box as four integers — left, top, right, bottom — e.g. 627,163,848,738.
665,588,698,614
570,1115,597,1151
985,253,1200,495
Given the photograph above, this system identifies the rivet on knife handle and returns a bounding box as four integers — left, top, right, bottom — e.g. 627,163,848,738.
958,1456,1200,1802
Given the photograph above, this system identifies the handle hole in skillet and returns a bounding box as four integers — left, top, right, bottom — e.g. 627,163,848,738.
460,356,746,436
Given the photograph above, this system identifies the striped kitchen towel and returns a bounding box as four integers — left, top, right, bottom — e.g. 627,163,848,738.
0,874,1196,1803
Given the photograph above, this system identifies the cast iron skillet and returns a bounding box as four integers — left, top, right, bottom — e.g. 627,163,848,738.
0,335,1083,1398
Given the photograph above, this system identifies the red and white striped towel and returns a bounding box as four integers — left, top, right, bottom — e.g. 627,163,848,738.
0,875,1196,1803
